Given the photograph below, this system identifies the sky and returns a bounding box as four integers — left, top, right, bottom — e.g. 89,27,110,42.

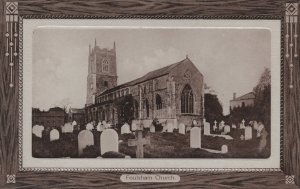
32,27,270,115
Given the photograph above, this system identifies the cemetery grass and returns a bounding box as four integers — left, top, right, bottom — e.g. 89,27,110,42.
32,131,270,158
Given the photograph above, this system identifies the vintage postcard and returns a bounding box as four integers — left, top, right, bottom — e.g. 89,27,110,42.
21,19,281,170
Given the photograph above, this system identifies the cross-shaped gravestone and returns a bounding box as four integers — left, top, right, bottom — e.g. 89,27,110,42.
128,129,150,158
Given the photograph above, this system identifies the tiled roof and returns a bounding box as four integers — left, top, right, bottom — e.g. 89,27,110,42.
232,92,255,101
99,58,190,96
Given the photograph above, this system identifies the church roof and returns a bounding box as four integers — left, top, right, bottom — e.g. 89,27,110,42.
98,57,190,96
69,108,85,114
231,92,255,101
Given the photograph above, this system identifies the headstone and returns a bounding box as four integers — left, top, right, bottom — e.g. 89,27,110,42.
100,129,119,155
193,120,198,126
121,123,131,134
86,123,93,131
178,123,185,135
204,122,210,135
245,126,252,140
102,120,107,126
63,123,73,133
240,135,245,140
232,124,237,129
221,145,228,153
32,125,44,138
128,130,150,158
50,129,59,141
213,120,217,131
97,122,105,132
224,125,230,134
105,123,111,129
240,119,246,129
257,122,265,137
78,130,94,156
219,121,225,131
190,127,201,148
131,121,137,131
253,121,259,131
167,122,174,133
72,120,77,126
150,124,156,133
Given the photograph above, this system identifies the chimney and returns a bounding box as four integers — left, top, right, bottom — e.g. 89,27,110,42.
233,93,236,100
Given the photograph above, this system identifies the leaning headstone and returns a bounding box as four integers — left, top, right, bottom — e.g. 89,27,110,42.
204,122,210,135
32,125,44,138
178,123,185,135
121,123,131,134
78,130,94,156
167,122,174,133
190,127,201,148
50,129,59,141
224,125,230,134
150,124,156,133
100,129,119,155
86,123,93,131
245,126,252,140
221,145,228,153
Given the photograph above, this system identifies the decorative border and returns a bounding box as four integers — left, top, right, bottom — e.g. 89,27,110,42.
14,6,294,176
285,3,298,89
286,175,295,184
5,2,18,88
6,174,16,184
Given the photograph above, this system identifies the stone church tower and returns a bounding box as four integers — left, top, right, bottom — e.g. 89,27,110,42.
86,40,117,105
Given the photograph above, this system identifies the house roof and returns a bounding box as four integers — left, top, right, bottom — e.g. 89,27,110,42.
98,57,190,96
232,92,255,101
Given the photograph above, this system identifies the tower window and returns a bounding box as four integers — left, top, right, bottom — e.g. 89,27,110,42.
102,59,109,72
156,94,162,110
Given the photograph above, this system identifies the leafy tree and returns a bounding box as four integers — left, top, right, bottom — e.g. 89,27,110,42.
204,93,224,123
253,68,271,132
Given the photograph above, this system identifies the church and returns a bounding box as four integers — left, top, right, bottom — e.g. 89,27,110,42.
85,41,204,129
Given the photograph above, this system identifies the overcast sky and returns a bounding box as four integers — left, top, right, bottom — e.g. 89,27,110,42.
33,27,270,115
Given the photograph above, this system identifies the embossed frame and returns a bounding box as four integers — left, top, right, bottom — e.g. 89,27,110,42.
1,0,299,188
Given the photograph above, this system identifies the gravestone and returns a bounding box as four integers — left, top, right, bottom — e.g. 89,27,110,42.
204,122,210,135
178,123,185,135
190,127,201,148
86,123,94,131
105,123,111,129
150,124,155,133
131,121,137,131
97,122,105,132
232,124,237,129
121,123,131,134
72,120,77,126
240,135,245,140
100,129,119,155
221,145,228,153
63,123,73,133
245,126,252,140
128,130,150,158
240,119,246,129
224,125,230,134
257,123,265,137
32,125,44,138
219,121,225,131
213,120,217,131
78,130,94,156
50,129,59,141
258,129,268,152
193,120,198,126
167,122,174,133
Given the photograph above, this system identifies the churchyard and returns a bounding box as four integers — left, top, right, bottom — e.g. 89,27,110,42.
32,118,270,159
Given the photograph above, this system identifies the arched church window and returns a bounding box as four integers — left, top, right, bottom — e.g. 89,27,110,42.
156,94,162,110
102,59,109,72
181,84,194,114
144,99,150,118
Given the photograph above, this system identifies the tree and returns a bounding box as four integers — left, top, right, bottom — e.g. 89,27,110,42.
253,68,271,132
204,93,224,123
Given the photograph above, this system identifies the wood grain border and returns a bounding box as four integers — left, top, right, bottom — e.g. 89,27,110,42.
0,0,299,188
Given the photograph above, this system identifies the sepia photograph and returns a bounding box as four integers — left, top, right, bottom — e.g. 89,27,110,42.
31,26,272,159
